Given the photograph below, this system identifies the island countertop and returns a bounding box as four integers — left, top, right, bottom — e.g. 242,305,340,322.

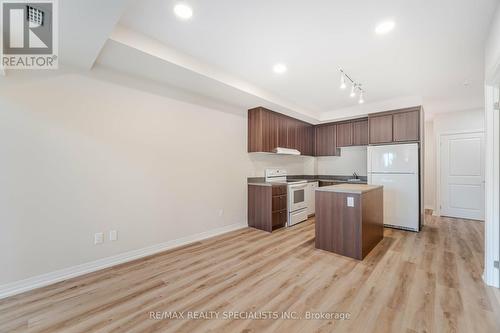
315,184,383,194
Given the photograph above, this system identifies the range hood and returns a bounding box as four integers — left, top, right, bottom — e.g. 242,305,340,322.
272,147,301,155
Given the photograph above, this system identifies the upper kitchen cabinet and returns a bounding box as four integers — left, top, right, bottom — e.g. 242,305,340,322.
248,107,276,152
368,107,421,145
352,118,369,145
296,123,314,156
369,114,393,144
336,121,353,147
314,124,337,156
393,109,420,142
248,107,314,155
286,118,298,149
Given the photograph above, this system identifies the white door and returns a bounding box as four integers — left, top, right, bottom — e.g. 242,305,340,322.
440,132,485,220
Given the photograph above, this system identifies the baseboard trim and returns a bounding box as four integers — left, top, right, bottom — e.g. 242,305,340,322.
0,222,247,300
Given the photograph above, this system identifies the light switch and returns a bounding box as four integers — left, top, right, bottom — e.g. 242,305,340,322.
109,230,117,241
94,232,103,245
347,197,354,207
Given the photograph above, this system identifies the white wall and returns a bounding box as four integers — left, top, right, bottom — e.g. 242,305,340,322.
0,69,321,287
485,4,500,80
424,109,485,212
316,146,367,176
424,121,435,210
0,68,369,288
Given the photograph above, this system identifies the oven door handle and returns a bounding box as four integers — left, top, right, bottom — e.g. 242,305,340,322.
289,184,307,190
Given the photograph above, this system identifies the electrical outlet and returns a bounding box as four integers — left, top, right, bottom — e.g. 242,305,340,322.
109,230,117,241
94,232,103,245
347,197,355,207
218,209,224,217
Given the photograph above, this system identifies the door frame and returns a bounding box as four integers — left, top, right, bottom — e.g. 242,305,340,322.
484,84,500,288
435,129,485,218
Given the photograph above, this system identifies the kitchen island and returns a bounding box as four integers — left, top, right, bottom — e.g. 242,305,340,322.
315,184,383,260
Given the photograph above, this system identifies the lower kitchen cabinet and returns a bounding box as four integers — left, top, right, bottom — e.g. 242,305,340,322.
248,184,287,232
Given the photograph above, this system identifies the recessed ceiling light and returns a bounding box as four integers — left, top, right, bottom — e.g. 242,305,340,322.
375,20,395,35
273,63,287,74
174,3,193,19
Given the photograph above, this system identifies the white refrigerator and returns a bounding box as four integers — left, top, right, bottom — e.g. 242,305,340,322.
367,143,420,231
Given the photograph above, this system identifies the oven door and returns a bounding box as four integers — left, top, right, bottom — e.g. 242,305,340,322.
288,183,307,212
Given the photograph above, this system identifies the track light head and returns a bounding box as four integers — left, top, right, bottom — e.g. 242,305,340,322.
358,91,365,104
350,84,356,98
340,72,346,90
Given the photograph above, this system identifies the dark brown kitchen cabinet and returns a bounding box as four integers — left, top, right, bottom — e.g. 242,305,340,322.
369,114,393,144
368,107,421,144
277,115,288,148
248,184,287,232
314,124,337,156
336,122,353,147
304,125,314,156
286,119,298,149
352,119,368,145
248,107,276,153
248,107,314,155
393,109,420,142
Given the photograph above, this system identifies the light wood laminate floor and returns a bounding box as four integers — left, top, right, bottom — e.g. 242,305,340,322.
1,214,499,333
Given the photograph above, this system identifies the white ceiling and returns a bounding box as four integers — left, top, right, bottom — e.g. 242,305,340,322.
116,0,498,119
4,0,497,121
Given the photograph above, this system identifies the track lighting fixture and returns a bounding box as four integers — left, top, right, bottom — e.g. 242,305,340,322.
340,72,346,90
339,69,365,104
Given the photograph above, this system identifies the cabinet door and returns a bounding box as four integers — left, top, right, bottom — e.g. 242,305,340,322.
272,195,287,212
295,123,305,154
315,125,337,156
369,114,393,144
352,119,368,145
277,115,288,148
259,110,278,152
286,119,298,149
336,122,353,147
305,126,314,156
393,110,420,142
294,123,313,156
272,211,287,229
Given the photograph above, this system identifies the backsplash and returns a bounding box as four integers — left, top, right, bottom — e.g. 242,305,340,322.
247,153,315,177
316,146,367,176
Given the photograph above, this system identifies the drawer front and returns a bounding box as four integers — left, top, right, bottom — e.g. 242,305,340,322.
272,185,287,196
272,210,288,228
272,195,287,212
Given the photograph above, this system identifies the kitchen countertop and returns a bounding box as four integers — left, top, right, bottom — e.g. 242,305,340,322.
316,184,382,194
248,175,367,187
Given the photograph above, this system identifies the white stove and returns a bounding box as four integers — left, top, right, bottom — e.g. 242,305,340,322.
265,169,308,227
